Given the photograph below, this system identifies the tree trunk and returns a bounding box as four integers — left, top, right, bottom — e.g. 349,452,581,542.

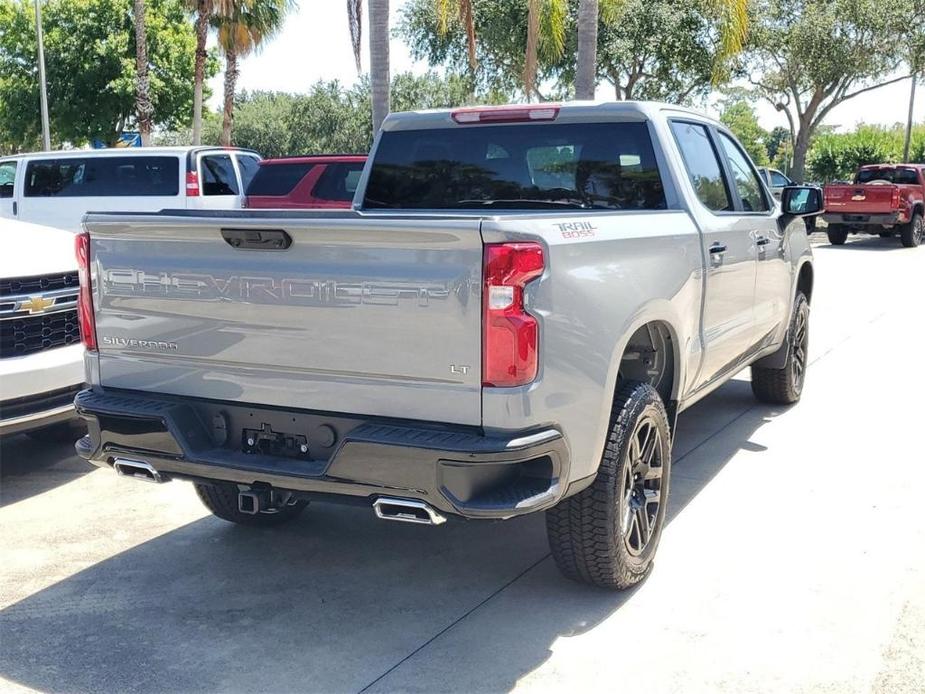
221,48,238,147
575,0,598,100
523,0,540,101
192,0,210,145
790,125,812,184
369,0,390,134
132,0,154,146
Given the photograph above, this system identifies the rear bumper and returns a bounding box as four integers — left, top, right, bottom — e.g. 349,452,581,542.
823,212,903,227
74,388,572,520
1,385,83,436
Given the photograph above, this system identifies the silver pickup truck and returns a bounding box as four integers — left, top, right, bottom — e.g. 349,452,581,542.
74,102,821,589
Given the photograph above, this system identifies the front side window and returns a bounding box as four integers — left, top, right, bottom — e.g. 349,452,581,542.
718,133,770,212
24,156,179,197
236,155,261,191
364,121,666,210
670,121,731,212
200,154,239,196
0,161,16,198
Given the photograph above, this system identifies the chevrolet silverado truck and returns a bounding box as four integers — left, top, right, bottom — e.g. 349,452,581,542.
823,164,925,247
73,102,820,589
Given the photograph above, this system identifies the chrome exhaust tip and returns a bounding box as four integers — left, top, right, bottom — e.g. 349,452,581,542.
373,497,447,526
113,458,165,484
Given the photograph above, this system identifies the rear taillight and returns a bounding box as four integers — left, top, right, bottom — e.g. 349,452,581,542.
75,232,97,351
482,242,544,387
892,187,900,209
186,170,200,196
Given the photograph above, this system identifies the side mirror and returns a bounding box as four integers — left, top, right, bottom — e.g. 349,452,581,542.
781,186,823,216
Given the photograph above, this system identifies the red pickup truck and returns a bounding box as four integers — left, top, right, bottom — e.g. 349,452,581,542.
823,164,924,247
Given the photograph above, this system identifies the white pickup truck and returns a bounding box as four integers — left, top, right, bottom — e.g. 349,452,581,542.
73,102,821,589
1,219,84,438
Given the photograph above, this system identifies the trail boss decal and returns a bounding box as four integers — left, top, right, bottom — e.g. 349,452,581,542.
554,221,597,239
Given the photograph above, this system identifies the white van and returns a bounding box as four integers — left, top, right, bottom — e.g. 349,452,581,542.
0,146,261,232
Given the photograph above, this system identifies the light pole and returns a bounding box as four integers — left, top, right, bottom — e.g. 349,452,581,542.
903,73,918,163
34,0,51,150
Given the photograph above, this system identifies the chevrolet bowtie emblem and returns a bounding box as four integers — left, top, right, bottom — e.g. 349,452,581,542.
21,295,55,314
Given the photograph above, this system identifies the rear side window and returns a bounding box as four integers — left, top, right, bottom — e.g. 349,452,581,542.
246,162,314,196
363,121,666,210
23,156,179,197
200,154,239,195
312,162,365,202
237,155,261,191
770,171,791,187
0,161,15,198
670,121,731,212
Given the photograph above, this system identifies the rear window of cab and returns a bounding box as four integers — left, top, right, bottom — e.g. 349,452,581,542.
363,121,666,211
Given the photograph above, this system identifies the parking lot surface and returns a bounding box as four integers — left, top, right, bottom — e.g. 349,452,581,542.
1,235,923,693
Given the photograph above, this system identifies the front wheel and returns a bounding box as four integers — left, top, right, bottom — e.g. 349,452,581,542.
751,291,810,405
900,213,923,248
546,382,672,590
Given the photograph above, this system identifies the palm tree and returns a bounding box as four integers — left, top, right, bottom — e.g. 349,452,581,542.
214,0,291,146
348,0,362,73
434,0,478,72
190,0,215,145
132,0,154,145
574,0,598,100
369,0,390,133
523,0,566,100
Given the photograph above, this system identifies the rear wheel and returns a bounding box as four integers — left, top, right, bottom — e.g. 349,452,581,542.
195,482,309,527
546,382,671,590
751,291,810,405
826,225,848,245
900,213,923,248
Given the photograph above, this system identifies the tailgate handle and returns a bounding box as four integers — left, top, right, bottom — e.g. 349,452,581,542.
222,228,292,250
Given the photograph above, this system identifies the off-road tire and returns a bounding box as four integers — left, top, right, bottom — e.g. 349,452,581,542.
900,212,923,248
751,291,810,405
546,382,672,590
826,225,848,245
25,420,87,443
195,482,308,527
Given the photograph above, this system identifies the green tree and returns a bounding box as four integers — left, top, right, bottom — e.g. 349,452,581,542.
214,0,292,146
743,0,913,182
719,97,769,165
0,0,213,150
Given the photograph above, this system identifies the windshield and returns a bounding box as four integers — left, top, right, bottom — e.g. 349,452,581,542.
855,167,918,185
363,121,666,210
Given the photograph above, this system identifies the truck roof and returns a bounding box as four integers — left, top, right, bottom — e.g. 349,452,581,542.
0,146,255,161
381,100,721,132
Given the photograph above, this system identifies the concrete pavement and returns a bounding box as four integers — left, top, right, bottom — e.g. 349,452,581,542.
1,234,923,693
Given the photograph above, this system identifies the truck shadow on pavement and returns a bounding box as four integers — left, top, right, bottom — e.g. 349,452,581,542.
0,433,92,507
0,378,787,693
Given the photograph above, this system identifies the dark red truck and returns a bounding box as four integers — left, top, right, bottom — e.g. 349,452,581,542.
244,155,367,209
823,164,925,247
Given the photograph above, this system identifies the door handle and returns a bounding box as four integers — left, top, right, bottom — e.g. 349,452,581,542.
709,243,727,254
756,236,770,247
222,228,292,250
12,201,17,216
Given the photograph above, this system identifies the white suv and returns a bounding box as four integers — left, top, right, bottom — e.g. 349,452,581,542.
0,146,261,232
0,218,85,438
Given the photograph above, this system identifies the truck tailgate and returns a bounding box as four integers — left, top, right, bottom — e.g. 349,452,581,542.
824,184,895,214
86,213,483,426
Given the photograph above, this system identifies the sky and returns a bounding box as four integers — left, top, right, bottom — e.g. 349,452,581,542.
209,0,924,133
